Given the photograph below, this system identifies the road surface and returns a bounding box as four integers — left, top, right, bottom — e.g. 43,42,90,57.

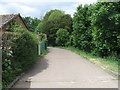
13,47,118,88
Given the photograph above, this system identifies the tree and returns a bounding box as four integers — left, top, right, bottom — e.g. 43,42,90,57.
91,2,120,57
72,4,92,52
56,29,69,46
35,22,43,33
48,10,64,21
23,17,40,32
97,0,119,2
38,9,72,46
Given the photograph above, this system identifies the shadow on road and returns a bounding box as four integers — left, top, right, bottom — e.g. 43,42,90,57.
11,49,49,89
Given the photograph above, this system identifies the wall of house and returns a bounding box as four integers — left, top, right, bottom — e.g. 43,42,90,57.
1,15,28,52
1,16,28,32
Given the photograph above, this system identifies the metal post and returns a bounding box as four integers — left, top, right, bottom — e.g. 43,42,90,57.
38,41,41,55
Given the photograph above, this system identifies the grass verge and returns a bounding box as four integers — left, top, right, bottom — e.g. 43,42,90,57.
57,46,119,75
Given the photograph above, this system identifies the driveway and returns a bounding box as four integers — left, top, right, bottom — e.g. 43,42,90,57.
13,47,118,88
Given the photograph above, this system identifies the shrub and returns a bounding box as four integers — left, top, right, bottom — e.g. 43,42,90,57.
40,9,72,46
56,29,69,46
72,4,93,52
2,26,39,88
2,57,22,88
72,2,120,58
91,2,119,57
10,28,38,71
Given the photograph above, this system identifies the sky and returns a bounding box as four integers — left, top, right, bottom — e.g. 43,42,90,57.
0,0,97,18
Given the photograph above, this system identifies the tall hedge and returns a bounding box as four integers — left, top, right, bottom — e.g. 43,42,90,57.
72,5,93,52
72,2,120,58
56,29,69,46
2,26,39,88
91,2,120,57
10,27,38,70
37,9,72,46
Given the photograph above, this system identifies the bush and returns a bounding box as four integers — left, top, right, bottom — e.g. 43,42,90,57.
91,2,119,57
72,4,93,52
56,29,69,46
2,58,22,88
10,28,38,71
2,26,39,88
39,9,72,46
72,2,120,58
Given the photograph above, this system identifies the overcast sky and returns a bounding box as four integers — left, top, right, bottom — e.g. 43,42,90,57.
0,0,97,18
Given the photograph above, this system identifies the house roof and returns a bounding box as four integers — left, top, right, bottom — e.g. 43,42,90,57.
0,13,28,30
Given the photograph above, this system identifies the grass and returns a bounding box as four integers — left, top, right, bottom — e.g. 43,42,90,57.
57,46,119,75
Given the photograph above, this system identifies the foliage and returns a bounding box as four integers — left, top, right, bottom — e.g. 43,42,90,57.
23,17,40,32
2,57,22,88
10,28,38,71
56,29,69,46
35,22,43,33
72,4,93,52
7,22,23,32
2,44,22,88
58,14,73,33
37,9,72,46
2,24,39,88
48,10,64,21
72,2,120,58
91,2,120,57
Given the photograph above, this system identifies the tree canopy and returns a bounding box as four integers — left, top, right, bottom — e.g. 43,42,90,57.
36,9,72,46
23,17,40,32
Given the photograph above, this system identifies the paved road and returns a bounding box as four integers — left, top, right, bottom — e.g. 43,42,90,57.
13,47,118,88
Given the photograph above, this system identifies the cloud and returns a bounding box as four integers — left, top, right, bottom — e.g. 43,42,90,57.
0,0,97,18
77,0,97,4
0,5,8,14
1,0,78,3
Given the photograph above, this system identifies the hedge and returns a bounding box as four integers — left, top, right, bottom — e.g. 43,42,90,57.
72,2,120,58
2,26,39,88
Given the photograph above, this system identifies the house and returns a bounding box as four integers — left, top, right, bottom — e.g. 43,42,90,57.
0,13,28,32
0,13,28,51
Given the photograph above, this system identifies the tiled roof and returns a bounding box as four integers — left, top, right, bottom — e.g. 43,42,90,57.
0,13,20,28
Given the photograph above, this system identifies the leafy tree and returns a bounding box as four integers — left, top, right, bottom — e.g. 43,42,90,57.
97,0,119,2
91,2,120,57
56,29,69,46
35,22,43,33
72,4,92,52
48,10,64,21
2,24,39,88
38,9,72,46
10,27,38,70
72,2,120,58
23,17,40,32
58,14,73,33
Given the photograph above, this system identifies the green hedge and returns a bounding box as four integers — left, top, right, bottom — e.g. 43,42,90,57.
2,27,39,88
72,2,120,58
10,28,38,70
56,28,69,46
